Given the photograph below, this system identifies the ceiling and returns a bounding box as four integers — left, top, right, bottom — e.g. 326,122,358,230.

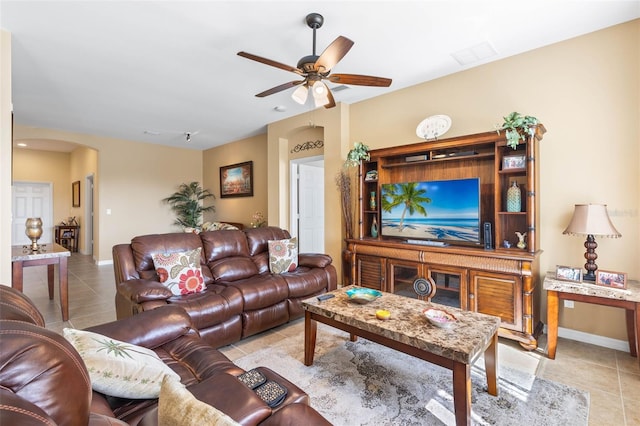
2,1,639,152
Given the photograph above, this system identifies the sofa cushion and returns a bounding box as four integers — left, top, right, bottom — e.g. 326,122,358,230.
158,376,239,426
268,238,298,274
63,328,180,399
245,227,291,257
152,248,206,295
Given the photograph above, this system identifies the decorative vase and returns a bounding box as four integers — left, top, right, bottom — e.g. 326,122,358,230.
506,181,521,212
25,217,43,251
515,232,527,249
371,217,378,238
369,191,377,210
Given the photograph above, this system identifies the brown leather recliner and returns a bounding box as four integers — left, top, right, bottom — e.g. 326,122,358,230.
113,226,337,348
0,285,331,426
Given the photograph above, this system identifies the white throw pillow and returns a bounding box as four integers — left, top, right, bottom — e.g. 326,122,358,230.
267,237,298,274
151,247,206,295
63,328,180,399
158,376,240,426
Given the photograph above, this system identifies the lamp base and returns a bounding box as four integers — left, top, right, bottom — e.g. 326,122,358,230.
583,234,598,282
582,271,596,281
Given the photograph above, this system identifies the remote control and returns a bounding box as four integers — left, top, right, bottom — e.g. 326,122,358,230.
317,294,335,301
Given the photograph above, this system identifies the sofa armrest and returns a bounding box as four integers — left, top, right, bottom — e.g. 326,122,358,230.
117,279,173,303
298,253,332,269
86,306,195,349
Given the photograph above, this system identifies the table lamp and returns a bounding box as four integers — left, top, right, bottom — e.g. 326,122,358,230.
562,204,621,281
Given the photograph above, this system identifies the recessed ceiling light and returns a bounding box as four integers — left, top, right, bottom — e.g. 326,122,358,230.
143,130,161,135
274,105,287,112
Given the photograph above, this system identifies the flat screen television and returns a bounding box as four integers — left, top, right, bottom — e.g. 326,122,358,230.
380,177,480,244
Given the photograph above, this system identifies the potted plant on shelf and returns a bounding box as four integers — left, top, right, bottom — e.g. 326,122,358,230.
498,112,539,149
162,182,216,232
336,142,371,239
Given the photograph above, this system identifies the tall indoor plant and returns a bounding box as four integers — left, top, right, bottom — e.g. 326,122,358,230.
162,182,216,231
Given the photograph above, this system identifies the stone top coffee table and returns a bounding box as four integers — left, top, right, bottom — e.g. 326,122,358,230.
302,285,501,426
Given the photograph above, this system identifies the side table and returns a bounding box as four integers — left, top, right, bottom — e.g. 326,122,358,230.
544,273,640,367
11,244,71,321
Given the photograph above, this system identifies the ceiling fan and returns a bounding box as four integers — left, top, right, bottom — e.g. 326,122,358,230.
237,12,392,108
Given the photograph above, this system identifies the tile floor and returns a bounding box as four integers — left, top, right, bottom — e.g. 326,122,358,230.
15,253,640,425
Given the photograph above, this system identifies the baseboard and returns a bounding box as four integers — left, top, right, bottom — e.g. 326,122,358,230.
547,325,631,353
96,259,113,266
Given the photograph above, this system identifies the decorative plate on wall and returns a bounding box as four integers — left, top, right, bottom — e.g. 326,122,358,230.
416,115,452,140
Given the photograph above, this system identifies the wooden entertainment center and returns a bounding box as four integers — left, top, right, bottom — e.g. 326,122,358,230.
346,125,546,349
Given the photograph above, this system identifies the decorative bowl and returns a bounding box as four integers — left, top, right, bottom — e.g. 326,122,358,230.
375,309,391,320
345,288,382,304
424,308,456,328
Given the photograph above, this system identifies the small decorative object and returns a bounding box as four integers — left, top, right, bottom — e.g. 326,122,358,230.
502,154,526,170
365,170,378,181
502,240,511,248
555,265,583,282
497,111,539,149
515,231,527,249
506,181,521,212
413,277,436,300
345,287,382,304
595,270,627,289
375,309,391,320
220,161,253,198
423,308,456,329
25,217,43,251
369,191,376,210
371,216,378,238
562,204,621,281
345,142,370,168
416,115,452,140
250,211,266,228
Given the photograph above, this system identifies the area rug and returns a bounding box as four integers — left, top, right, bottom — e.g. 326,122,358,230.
235,327,589,426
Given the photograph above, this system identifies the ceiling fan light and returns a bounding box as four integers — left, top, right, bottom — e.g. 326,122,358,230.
291,85,309,104
312,80,327,95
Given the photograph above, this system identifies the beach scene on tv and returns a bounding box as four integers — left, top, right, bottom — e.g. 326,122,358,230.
380,178,480,243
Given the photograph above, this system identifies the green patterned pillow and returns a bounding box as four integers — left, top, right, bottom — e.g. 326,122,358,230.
63,328,181,399
151,247,205,295
159,376,240,426
267,237,298,274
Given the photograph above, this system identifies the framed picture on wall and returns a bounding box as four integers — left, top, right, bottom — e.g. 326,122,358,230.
220,161,253,198
72,181,81,207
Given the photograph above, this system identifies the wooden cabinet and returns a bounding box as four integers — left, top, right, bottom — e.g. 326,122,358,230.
348,126,546,349
55,225,79,253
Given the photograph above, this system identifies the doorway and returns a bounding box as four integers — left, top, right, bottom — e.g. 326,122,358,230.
11,181,54,246
290,156,325,253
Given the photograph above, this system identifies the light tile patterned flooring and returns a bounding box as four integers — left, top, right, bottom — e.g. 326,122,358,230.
15,253,640,425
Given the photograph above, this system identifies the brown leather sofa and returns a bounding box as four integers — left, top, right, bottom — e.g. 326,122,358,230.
113,226,337,347
0,285,331,426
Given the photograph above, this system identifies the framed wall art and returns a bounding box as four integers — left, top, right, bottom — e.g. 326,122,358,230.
72,181,81,207
595,270,627,289
555,265,582,282
220,161,253,198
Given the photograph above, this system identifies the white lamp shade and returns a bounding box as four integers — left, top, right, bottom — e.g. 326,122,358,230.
291,85,308,104
562,204,621,237
312,81,330,107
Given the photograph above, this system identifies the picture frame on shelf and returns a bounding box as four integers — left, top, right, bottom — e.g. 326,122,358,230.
502,154,526,170
595,270,627,289
555,265,582,282
72,181,80,207
365,170,378,181
220,161,253,198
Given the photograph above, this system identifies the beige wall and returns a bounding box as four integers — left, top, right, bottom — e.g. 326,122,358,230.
202,133,268,227
69,146,98,253
0,30,12,283
12,125,203,263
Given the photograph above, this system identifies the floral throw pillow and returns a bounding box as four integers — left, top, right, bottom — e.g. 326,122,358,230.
267,237,298,274
151,247,205,295
63,328,181,399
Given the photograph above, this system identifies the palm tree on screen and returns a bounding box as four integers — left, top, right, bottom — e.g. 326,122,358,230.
381,182,431,231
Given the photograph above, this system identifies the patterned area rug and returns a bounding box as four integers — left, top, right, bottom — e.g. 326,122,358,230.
236,327,589,425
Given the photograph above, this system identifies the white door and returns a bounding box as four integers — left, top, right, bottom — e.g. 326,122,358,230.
12,182,54,245
298,161,324,253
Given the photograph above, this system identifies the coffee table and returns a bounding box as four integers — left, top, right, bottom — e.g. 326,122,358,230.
302,286,500,426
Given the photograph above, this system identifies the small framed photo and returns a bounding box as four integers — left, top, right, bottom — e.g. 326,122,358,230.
595,270,627,289
502,154,526,170
555,265,582,282
220,161,253,198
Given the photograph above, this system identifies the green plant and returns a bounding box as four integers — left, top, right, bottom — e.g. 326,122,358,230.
499,112,539,149
344,142,370,168
162,182,215,229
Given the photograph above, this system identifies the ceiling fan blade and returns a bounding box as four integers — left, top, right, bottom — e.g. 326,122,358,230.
237,51,302,75
255,80,304,98
323,88,336,109
314,36,354,72
328,73,392,87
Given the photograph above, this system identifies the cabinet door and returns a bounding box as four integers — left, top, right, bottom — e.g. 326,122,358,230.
426,266,468,309
388,260,424,299
469,271,522,331
355,254,386,291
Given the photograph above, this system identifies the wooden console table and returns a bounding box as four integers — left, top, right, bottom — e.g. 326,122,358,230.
11,244,71,321
544,274,640,367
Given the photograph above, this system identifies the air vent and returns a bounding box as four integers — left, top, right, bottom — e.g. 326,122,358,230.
331,85,350,93
451,41,498,66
